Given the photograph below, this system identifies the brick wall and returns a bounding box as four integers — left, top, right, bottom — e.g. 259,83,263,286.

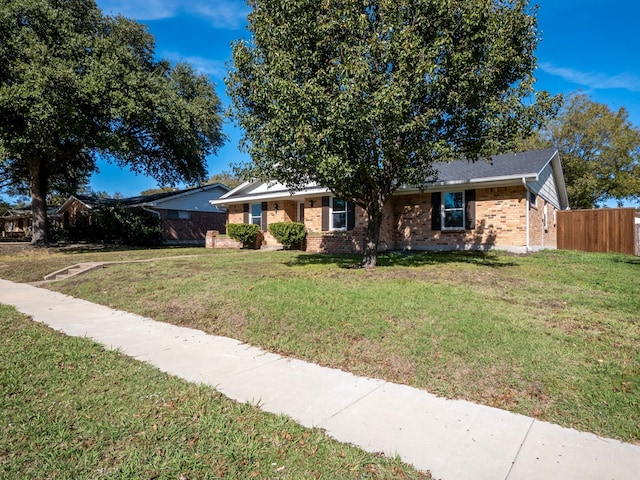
304,197,323,232
392,186,529,251
159,210,226,244
221,185,555,253
306,232,364,253
206,230,242,249
60,198,91,227
228,204,245,225
528,195,559,249
475,186,527,248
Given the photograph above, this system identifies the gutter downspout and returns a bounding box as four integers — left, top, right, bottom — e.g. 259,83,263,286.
142,206,163,241
142,206,161,219
523,178,530,252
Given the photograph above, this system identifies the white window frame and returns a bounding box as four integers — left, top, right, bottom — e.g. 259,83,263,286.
441,191,465,230
250,203,262,228
331,197,347,231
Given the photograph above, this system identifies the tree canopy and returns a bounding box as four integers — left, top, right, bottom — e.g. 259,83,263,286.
227,0,558,267
206,170,244,189
0,0,225,245
522,93,640,209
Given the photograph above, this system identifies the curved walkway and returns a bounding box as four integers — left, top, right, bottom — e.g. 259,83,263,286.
1,278,639,480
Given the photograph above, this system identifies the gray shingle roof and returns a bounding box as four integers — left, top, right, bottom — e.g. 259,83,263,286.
430,147,557,184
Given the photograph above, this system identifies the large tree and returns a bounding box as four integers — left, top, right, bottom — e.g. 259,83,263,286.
227,0,558,267
522,93,640,209
0,0,225,245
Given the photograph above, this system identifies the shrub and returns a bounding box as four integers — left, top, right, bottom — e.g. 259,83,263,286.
227,223,261,248
65,203,162,246
99,203,162,246
268,222,306,249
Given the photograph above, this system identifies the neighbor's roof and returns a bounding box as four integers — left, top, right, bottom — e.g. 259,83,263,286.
2,206,59,217
60,183,230,212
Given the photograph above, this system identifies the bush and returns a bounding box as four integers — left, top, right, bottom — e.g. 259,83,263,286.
99,203,162,246
268,222,306,249
227,223,261,248
65,203,162,246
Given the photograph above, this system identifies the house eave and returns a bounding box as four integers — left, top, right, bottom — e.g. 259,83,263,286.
395,174,539,195
210,185,331,207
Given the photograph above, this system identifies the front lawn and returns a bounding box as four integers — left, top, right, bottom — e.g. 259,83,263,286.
0,305,428,479
1,245,638,443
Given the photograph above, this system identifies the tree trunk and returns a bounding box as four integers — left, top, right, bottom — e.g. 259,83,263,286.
361,203,383,269
29,159,50,247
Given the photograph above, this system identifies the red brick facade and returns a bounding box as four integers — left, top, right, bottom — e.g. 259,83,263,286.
158,209,226,244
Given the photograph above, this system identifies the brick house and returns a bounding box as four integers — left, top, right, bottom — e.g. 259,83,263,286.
1,206,59,240
59,183,229,245
209,148,569,253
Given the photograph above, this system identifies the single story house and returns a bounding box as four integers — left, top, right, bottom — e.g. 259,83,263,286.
59,183,229,244
209,148,569,254
1,206,59,240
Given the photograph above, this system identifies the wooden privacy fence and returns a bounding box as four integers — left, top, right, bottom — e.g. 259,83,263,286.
557,208,639,256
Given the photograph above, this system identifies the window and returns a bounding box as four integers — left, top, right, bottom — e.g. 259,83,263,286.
331,198,347,230
250,203,262,228
529,191,538,209
442,191,464,230
167,209,191,220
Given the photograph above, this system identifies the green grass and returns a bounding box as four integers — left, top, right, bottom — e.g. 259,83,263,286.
0,244,216,283
1,245,639,443
0,305,429,479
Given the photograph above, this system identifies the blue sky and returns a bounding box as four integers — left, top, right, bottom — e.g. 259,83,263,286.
34,1,640,198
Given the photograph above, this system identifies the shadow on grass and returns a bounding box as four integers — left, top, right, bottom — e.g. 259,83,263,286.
613,255,640,266
287,250,519,269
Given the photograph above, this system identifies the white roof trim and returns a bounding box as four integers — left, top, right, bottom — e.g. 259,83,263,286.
211,185,331,206
57,195,93,213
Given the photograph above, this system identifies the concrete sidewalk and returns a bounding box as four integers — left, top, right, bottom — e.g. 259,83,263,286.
1,278,638,480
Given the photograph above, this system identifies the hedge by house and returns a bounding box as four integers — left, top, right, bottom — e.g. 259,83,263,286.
268,222,306,249
226,223,261,248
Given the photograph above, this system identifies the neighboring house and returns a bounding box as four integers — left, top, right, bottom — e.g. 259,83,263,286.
210,148,569,253
1,206,59,239
59,183,229,244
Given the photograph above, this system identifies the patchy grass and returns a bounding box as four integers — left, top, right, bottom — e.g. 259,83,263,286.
0,305,429,479
1,245,639,443
0,244,218,283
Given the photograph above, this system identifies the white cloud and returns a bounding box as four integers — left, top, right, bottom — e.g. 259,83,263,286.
539,62,640,93
97,0,249,29
163,51,227,79
191,3,251,30
97,0,179,21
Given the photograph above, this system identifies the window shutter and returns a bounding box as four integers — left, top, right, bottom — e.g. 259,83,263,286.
261,202,268,231
465,189,476,230
346,201,356,231
431,192,441,231
321,196,330,231
243,203,249,224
